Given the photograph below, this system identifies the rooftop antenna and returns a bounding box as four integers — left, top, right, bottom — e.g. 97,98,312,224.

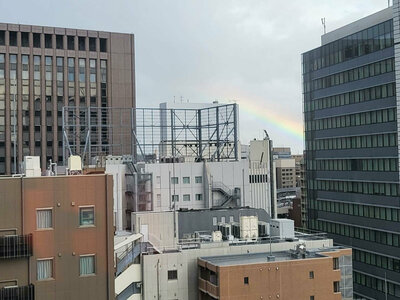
321,18,326,34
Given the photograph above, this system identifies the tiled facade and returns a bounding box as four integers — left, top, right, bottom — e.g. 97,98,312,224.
0,23,135,174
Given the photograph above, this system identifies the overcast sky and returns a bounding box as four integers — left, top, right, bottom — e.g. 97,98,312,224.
1,0,389,153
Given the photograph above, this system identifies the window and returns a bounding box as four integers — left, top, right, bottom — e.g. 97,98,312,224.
183,177,190,184
172,195,179,202
195,176,202,183
100,38,107,52
79,207,94,226
244,277,249,284
310,297,315,300
45,34,52,48
195,194,203,201
229,216,234,222
9,31,17,46
333,281,340,293
37,259,53,280
21,32,29,47
309,271,314,279
221,216,225,223
213,217,217,226
171,177,178,184
80,255,95,275
33,33,40,48
0,31,4,45
156,176,161,185
333,257,339,270
183,194,190,201
78,36,86,51
168,270,177,280
89,37,96,51
37,209,53,229
67,36,75,50
56,35,63,49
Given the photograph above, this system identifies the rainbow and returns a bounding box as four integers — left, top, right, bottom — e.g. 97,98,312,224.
236,99,304,142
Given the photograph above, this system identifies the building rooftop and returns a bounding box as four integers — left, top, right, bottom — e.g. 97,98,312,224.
199,246,348,266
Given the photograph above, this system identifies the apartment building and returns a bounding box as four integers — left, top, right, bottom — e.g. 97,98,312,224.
0,173,114,300
198,247,352,300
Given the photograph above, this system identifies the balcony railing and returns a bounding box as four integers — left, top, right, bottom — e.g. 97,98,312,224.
0,234,33,259
0,284,34,300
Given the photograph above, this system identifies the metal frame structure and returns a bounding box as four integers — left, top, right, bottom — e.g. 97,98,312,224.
62,104,239,165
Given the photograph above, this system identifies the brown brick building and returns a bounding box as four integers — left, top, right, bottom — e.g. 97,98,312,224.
198,247,352,300
0,174,114,300
0,23,135,174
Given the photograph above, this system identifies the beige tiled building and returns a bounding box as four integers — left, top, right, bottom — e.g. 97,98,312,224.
0,23,135,174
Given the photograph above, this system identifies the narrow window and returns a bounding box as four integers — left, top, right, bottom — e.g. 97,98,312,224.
36,209,53,229
333,281,340,293
21,32,29,47
9,31,17,46
33,33,41,48
100,38,107,52
80,255,95,275
79,207,95,226
45,34,52,48
56,35,63,49
168,270,178,280
333,257,339,270
310,296,315,300
244,277,249,284
0,31,5,45
37,259,53,280
89,37,96,51
309,271,314,279
67,36,75,50
78,36,85,51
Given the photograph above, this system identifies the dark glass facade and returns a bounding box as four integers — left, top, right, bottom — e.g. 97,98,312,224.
303,18,400,299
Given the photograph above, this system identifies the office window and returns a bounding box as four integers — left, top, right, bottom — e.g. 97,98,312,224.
100,38,107,52
78,36,85,51
21,32,29,47
45,34,52,48
309,271,314,279
89,37,96,51
79,207,94,226
195,194,203,201
80,255,95,275
183,177,190,184
171,177,178,184
37,259,53,280
168,270,178,280
183,194,190,201
56,35,63,49
67,36,75,50
37,209,53,229
9,31,17,46
333,257,339,270
244,277,249,284
0,31,4,45
33,33,40,48
195,176,202,183
333,281,340,293
172,195,179,202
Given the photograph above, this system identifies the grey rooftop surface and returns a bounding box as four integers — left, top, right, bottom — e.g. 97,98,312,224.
199,247,345,267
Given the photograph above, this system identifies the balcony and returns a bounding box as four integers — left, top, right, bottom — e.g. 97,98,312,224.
0,234,33,259
0,284,34,300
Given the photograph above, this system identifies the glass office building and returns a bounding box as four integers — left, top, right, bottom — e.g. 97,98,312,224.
303,4,400,299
